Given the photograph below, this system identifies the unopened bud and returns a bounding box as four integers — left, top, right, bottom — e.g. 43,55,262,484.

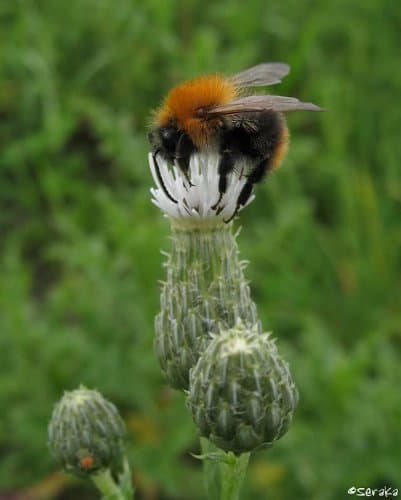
48,386,126,477
187,322,298,454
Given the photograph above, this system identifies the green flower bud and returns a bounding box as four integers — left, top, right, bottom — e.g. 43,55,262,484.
187,322,299,454
48,386,126,477
155,224,261,390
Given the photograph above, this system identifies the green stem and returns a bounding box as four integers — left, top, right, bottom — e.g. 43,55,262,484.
118,457,135,499
200,437,221,500
156,224,262,390
200,438,250,500
91,468,125,500
220,452,250,500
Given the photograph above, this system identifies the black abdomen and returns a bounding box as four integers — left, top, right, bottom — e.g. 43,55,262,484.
221,110,286,168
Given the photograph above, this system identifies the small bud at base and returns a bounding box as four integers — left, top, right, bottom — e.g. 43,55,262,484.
48,386,126,477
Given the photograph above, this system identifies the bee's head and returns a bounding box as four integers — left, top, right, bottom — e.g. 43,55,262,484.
148,123,181,162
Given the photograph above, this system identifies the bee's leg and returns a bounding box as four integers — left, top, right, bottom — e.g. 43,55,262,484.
224,158,268,223
152,150,178,204
175,133,196,186
212,150,235,210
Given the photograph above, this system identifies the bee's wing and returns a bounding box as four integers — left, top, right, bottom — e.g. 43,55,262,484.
199,95,324,117
229,63,290,87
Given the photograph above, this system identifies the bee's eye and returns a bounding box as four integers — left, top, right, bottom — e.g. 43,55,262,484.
159,126,180,151
161,128,175,140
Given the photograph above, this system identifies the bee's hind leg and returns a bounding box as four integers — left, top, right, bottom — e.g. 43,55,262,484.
224,158,269,223
224,179,255,223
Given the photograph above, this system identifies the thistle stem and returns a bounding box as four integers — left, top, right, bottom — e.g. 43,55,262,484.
200,438,250,500
220,452,250,500
156,224,261,390
119,457,135,499
200,437,221,500
91,468,128,500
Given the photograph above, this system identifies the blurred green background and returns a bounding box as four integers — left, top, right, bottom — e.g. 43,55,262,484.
1,0,400,499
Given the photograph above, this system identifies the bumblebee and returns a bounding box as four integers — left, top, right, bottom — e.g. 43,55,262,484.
149,63,322,222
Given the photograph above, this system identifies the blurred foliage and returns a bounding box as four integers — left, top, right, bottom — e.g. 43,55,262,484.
0,0,400,499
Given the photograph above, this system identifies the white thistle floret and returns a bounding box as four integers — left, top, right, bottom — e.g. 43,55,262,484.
149,152,255,226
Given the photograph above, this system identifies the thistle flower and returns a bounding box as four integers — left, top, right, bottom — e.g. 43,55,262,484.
149,152,255,229
48,386,126,478
150,153,261,390
187,321,299,455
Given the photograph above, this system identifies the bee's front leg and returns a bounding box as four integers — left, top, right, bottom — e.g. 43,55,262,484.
212,150,236,210
175,133,197,186
152,149,178,204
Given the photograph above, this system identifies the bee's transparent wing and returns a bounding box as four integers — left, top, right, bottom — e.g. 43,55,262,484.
198,95,324,117
229,63,290,87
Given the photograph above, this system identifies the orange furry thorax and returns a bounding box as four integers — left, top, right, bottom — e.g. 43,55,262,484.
154,75,238,148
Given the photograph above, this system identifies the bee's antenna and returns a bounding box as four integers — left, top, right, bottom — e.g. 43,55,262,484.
152,150,178,204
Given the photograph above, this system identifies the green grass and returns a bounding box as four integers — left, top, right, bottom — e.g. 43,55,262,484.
0,1,400,498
